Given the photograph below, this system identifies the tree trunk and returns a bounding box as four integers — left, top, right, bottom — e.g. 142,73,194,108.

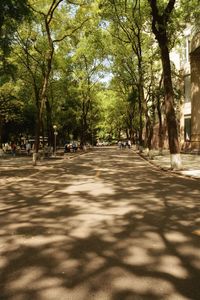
0,115,3,148
157,96,165,153
160,48,179,151
33,114,40,166
45,97,54,147
137,56,146,147
148,0,182,169
160,44,181,169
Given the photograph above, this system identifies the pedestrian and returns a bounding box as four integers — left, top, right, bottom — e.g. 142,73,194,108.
72,141,77,152
26,141,31,155
11,142,16,157
118,140,122,149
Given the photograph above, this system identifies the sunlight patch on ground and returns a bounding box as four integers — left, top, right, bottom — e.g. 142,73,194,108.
123,245,153,266
7,267,45,290
157,255,189,278
177,245,200,269
0,254,7,269
113,276,189,300
165,231,190,243
192,229,200,236
110,267,177,298
15,235,68,247
39,285,89,300
177,220,193,227
180,170,200,178
60,179,115,197
0,202,16,210
68,214,115,238
0,177,26,184
94,167,110,172
83,255,106,274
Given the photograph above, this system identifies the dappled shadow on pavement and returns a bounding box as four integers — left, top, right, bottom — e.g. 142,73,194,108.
0,148,200,300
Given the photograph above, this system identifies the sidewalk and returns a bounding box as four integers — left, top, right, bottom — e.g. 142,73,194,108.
139,149,200,179
0,149,89,174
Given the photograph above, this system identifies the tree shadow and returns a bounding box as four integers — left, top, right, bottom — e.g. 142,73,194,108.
0,148,200,299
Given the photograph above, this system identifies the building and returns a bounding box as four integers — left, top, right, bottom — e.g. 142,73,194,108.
190,29,200,150
180,27,200,151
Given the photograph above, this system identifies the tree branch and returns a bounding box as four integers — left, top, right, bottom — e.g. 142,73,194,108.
164,0,176,23
47,0,63,25
53,17,90,43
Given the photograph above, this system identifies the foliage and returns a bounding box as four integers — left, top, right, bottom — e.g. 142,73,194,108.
0,0,30,76
0,0,199,151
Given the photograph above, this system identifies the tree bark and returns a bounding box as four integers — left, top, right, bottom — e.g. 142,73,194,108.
45,97,54,147
157,95,165,153
0,115,3,148
148,0,182,169
160,44,180,154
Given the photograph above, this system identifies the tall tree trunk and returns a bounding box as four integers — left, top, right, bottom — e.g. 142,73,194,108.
0,115,3,148
33,85,40,165
156,74,165,153
148,0,182,169
80,100,88,148
160,44,180,152
137,41,146,147
157,96,165,153
146,101,155,153
138,95,143,145
45,97,54,147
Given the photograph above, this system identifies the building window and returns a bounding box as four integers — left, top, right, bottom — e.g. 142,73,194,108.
185,38,191,63
181,35,191,65
184,117,191,141
184,75,191,103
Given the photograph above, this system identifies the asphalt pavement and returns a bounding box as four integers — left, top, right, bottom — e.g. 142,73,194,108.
0,147,200,300
1,147,200,179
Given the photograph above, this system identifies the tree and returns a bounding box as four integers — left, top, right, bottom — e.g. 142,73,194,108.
0,0,30,147
0,0,29,61
14,0,91,163
69,9,108,146
96,89,127,141
148,0,182,169
99,0,160,147
0,80,24,145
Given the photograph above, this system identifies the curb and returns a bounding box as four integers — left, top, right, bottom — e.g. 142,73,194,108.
137,151,200,181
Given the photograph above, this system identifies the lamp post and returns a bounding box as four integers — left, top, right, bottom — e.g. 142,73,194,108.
53,125,58,156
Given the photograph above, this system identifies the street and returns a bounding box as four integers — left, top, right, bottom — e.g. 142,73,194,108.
0,148,200,300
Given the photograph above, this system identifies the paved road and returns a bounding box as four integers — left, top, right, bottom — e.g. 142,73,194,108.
0,148,200,300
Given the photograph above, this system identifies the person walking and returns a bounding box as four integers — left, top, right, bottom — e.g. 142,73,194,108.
127,139,131,149
11,142,16,156
26,141,31,155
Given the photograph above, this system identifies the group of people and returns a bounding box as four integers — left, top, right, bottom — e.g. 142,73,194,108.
4,141,32,156
64,141,78,153
118,140,132,149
